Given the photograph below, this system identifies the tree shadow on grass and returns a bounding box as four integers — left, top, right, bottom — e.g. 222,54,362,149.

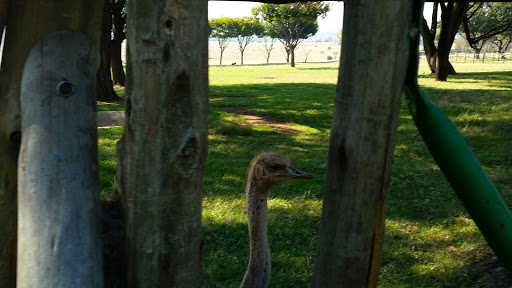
418,71,512,90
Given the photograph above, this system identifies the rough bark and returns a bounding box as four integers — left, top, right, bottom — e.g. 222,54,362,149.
97,0,119,101
111,38,125,86
111,0,126,86
0,1,103,287
420,18,437,73
420,2,457,76
18,31,103,288
117,0,209,287
435,2,468,81
311,0,412,287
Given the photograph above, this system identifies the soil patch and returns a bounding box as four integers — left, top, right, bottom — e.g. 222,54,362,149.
221,106,300,134
98,111,125,128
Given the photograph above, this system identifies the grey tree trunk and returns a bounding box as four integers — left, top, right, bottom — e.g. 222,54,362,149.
117,0,209,287
18,31,103,288
311,1,412,287
0,1,103,287
290,47,295,67
97,0,119,101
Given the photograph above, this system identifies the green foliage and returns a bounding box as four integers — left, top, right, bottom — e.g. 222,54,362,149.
98,62,512,287
336,29,342,42
231,17,264,39
209,17,237,65
209,17,236,39
252,2,329,40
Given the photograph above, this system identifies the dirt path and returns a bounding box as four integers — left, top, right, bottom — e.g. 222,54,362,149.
98,108,302,134
221,106,300,134
97,111,124,128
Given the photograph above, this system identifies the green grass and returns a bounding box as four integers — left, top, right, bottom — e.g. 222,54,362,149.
98,61,512,287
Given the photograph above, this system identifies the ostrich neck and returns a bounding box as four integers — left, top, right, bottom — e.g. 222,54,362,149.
240,177,271,288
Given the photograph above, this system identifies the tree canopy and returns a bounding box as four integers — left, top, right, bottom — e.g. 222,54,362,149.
209,17,236,65
252,2,330,67
461,2,512,54
231,17,264,65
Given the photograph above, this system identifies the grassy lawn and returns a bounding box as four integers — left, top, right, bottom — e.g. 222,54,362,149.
98,61,512,287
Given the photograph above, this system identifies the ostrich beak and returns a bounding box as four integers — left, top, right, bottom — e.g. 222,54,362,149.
282,166,314,180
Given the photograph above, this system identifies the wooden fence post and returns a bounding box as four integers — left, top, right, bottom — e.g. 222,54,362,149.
0,1,103,287
311,1,413,287
17,31,103,288
117,0,209,287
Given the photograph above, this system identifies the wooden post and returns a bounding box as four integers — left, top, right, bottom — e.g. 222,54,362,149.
0,1,102,286
311,1,413,287
117,0,209,287
18,31,103,288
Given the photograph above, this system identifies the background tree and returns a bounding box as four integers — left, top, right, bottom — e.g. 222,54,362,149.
491,30,512,55
252,2,330,67
231,17,263,65
420,1,468,81
262,36,275,64
302,46,312,62
97,0,120,101
336,28,342,45
281,45,291,63
111,0,126,86
461,2,512,58
209,17,235,65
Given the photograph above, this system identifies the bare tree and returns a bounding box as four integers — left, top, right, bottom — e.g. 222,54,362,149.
302,46,312,62
262,37,275,64
281,46,290,63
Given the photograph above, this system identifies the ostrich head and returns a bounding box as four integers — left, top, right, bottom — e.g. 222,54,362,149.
248,152,314,190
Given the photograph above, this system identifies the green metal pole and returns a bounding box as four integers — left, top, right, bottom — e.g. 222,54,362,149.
404,0,512,271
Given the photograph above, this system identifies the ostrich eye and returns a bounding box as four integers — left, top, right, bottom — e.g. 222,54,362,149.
270,163,283,170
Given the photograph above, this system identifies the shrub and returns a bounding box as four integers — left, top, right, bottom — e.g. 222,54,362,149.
327,55,333,60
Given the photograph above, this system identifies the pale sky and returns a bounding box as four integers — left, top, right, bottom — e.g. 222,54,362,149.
208,1,435,36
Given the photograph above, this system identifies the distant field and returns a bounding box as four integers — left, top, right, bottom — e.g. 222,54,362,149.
208,41,341,65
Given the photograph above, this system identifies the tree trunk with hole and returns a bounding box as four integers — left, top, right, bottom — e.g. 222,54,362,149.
97,0,119,101
117,0,209,287
0,1,103,287
311,0,412,287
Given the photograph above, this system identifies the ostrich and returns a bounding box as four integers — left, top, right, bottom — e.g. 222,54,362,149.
241,152,313,288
